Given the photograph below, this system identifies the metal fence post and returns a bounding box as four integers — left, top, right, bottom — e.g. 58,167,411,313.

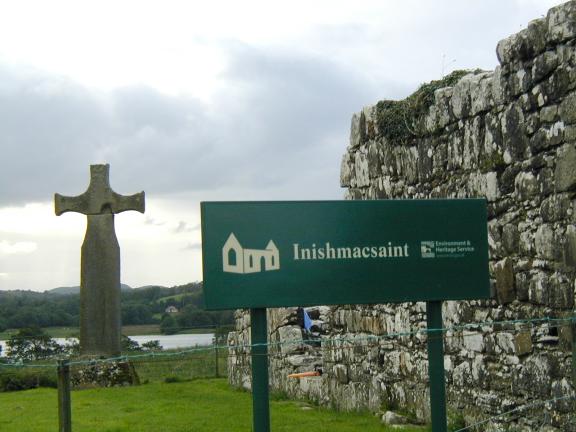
571,316,576,392
57,359,72,432
250,308,270,432
215,343,220,378
427,300,447,432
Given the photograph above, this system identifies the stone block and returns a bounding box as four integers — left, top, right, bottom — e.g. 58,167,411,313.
362,316,386,335
501,103,529,162
496,17,546,65
367,141,382,179
534,224,559,260
381,411,409,425
363,105,378,140
514,331,533,356
286,354,319,368
551,378,575,413
496,332,516,354
451,74,474,119
494,257,516,304
514,171,539,201
417,140,434,182
404,146,419,185
350,111,366,148
538,167,555,196
563,225,576,267
333,364,349,384
528,271,549,304
540,105,559,123
471,355,488,387
547,0,576,44
559,92,576,124
558,324,573,351
511,68,533,96
532,84,548,108
565,124,576,141
529,154,549,171
519,228,535,257
540,193,571,222
488,220,502,258
533,50,559,84
277,326,304,355
555,144,576,192
463,331,485,352
502,223,520,254
492,65,511,105
515,272,530,301
268,307,298,331
340,152,353,187
470,72,494,115
344,188,363,200
463,118,483,169
549,272,574,308
354,151,370,188
452,361,472,387
530,122,565,153
512,355,553,396
468,171,499,202
542,66,572,105
499,164,521,195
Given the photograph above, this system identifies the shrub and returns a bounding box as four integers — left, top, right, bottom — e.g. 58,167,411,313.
6,327,64,361
0,369,57,392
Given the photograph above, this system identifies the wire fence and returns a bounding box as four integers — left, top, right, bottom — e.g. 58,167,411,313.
0,315,574,431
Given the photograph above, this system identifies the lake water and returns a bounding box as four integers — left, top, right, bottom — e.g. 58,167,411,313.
129,333,214,349
0,333,214,356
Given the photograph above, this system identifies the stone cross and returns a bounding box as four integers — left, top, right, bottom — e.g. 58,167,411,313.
55,164,145,357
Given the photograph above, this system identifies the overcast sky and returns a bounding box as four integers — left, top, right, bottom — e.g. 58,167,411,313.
0,0,564,292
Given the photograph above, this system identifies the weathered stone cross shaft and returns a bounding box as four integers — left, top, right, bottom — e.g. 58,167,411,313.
55,164,145,357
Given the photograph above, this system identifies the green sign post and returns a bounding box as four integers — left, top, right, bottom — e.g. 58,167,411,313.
201,199,490,432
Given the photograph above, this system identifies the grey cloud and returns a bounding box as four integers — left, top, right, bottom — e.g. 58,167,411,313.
1,2,562,208
144,217,165,226
0,46,400,206
0,66,110,205
203,44,389,193
172,221,198,234
112,86,198,134
183,242,202,251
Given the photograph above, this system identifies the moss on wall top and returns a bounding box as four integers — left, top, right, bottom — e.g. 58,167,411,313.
375,69,482,144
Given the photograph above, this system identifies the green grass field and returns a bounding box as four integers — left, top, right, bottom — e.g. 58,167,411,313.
0,324,218,340
0,325,146,340
0,327,80,340
0,379,425,432
156,293,189,303
0,325,165,340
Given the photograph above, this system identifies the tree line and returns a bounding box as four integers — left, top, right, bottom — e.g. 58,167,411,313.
0,282,234,333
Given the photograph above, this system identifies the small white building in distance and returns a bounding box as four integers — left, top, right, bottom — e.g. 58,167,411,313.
222,233,280,274
165,306,179,314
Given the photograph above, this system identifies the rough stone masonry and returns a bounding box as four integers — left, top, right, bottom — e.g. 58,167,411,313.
228,2,576,430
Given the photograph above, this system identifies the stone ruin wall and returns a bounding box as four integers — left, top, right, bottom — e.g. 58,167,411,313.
228,2,576,429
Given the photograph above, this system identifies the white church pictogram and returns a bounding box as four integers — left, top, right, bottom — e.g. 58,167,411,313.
222,233,280,274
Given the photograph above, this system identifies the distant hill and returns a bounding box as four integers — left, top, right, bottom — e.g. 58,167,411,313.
48,284,133,295
134,285,168,290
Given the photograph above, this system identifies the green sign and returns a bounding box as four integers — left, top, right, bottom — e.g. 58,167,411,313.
201,199,489,310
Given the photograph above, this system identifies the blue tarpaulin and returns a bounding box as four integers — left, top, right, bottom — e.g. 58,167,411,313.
303,309,313,331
